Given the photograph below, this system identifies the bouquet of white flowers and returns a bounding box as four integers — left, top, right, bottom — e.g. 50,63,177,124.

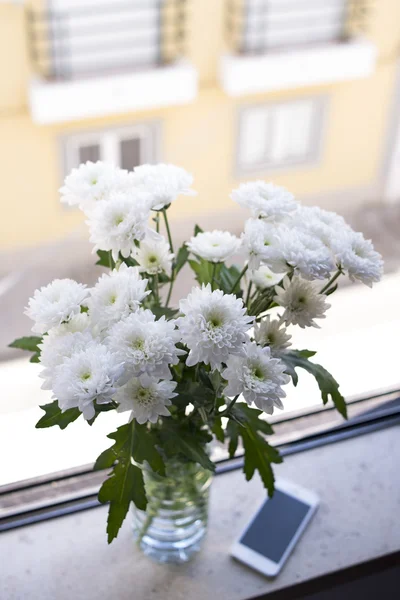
10,162,383,545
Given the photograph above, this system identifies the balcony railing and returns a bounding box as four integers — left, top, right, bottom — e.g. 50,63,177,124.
226,0,370,55
26,0,187,81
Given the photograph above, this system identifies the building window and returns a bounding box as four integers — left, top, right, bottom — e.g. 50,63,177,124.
237,98,326,174
242,0,348,53
61,122,160,176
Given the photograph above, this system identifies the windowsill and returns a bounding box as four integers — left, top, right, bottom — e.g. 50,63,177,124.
219,38,377,96
28,60,198,124
2,425,399,599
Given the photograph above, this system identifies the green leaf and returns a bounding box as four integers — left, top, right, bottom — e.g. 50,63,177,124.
151,306,179,321
9,336,42,363
35,400,80,430
175,245,190,275
175,379,215,410
217,264,242,295
188,258,214,286
97,423,150,543
230,403,274,436
159,423,215,471
96,250,115,269
282,350,347,419
226,404,280,496
132,422,165,476
212,416,225,443
99,460,146,544
241,427,281,497
227,419,239,458
194,224,203,236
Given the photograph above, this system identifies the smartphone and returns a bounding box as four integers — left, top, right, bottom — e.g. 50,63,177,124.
231,479,319,577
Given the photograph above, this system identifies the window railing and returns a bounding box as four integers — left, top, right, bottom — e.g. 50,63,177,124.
226,0,370,55
25,0,187,81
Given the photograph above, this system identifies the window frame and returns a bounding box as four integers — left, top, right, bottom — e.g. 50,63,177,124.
59,121,161,181
1,388,399,534
235,96,328,177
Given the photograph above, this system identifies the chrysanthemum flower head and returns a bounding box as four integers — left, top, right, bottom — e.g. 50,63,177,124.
274,275,330,328
134,235,174,275
223,342,290,414
176,284,253,371
87,190,152,261
241,218,286,271
249,265,285,289
87,264,150,332
114,374,177,424
231,181,298,220
25,279,88,335
131,163,196,210
60,162,131,212
106,309,184,380
187,230,242,263
52,344,125,421
254,316,292,355
333,230,383,287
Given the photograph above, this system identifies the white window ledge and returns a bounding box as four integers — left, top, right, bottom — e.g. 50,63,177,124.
219,38,377,96
29,60,198,125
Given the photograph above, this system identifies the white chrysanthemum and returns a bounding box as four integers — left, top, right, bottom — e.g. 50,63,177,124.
332,230,383,287
176,284,253,370
46,312,90,337
254,316,292,355
131,163,196,210
274,275,330,328
241,218,285,271
295,206,350,251
60,162,131,211
249,265,285,289
87,264,149,332
107,309,184,380
115,374,177,424
231,181,297,220
52,344,125,421
222,342,290,414
25,279,88,334
87,190,152,260
274,227,335,280
187,230,242,263
38,330,95,390
134,236,174,275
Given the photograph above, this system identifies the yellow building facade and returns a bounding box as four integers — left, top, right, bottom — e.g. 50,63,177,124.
1,0,400,250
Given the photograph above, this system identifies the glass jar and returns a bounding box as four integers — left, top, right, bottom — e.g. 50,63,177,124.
132,459,212,564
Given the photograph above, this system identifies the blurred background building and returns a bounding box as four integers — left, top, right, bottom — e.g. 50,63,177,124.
1,0,400,484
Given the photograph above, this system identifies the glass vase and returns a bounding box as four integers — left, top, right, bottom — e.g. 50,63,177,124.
132,459,212,564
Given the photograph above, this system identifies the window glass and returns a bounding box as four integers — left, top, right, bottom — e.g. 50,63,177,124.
120,137,142,170
78,143,101,164
238,99,322,172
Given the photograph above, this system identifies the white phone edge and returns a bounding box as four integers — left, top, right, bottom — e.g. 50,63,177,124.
231,478,320,577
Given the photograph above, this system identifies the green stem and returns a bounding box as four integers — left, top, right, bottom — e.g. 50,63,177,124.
162,209,174,255
163,209,175,307
219,395,240,417
229,264,248,295
245,281,253,308
154,273,160,304
320,269,342,295
108,251,113,270
155,211,160,234
211,262,217,291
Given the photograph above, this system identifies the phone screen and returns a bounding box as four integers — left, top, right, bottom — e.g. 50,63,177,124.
240,489,312,563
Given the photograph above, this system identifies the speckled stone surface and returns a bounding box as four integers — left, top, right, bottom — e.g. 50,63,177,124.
1,425,399,600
